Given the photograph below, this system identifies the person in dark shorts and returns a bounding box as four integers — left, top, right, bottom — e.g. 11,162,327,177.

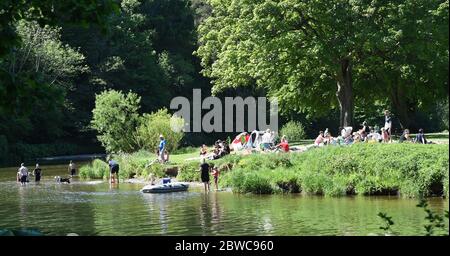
33,164,42,182
18,163,29,185
200,158,210,192
109,159,120,184
68,160,76,176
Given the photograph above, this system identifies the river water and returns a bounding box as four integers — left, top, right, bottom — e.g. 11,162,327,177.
0,164,448,236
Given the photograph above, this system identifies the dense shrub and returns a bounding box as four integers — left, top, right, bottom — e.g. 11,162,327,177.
177,161,201,182
91,90,141,153
79,159,109,180
135,109,184,152
220,143,449,197
280,121,306,142
79,150,166,180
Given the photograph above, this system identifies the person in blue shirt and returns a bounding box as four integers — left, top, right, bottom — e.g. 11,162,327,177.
108,159,120,184
158,135,167,163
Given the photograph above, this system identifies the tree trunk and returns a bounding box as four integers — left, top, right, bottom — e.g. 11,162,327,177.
336,59,354,128
390,83,411,130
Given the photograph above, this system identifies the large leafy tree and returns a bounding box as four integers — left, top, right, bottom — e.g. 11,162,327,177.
356,0,448,129
196,0,448,128
0,21,89,143
91,90,141,153
0,0,118,114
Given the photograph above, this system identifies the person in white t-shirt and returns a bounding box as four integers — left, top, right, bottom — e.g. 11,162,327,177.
18,163,29,185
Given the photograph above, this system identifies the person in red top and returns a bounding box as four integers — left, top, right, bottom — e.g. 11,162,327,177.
212,166,220,191
276,136,290,152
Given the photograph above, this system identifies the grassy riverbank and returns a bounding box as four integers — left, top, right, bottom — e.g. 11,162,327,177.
217,144,449,197
79,142,448,198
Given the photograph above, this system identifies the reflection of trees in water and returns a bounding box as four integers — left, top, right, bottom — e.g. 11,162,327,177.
11,182,97,235
141,192,201,235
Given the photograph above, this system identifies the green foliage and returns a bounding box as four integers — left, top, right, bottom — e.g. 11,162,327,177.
216,144,448,196
177,161,202,182
417,199,448,236
79,159,109,180
91,90,141,153
377,199,449,236
196,0,448,126
378,212,395,235
0,0,118,58
135,109,185,153
79,151,167,180
280,121,306,142
436,98,449,131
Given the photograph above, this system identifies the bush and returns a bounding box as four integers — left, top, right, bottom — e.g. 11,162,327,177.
135,109,184,153
177,161,201,182
79,159,109,180
91,90,141,153
218,143,449,197
280,121,306,142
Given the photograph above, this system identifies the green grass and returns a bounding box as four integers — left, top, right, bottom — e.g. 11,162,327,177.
217,143,449,197
79,134,449,197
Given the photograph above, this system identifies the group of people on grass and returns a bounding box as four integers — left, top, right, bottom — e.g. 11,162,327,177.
314,110,429,147
200,139,231,160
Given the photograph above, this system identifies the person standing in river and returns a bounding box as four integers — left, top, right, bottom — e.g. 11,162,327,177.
200,158,210,192
18,163,29,185
68,160,76,177
108,159,120,184
33,164,42,182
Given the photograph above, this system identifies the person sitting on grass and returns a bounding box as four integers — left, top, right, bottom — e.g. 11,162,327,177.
367,129,382,143
324,132,336,146
399,129,412,143
415,128,427,144
314,131,325,146
276,136,290,152
358,121,370,141
200,144,208,157
352,132,362,143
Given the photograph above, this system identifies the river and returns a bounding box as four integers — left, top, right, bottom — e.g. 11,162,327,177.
0,163,448,236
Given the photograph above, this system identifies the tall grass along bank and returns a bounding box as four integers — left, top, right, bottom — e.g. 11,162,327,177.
218,144,448,197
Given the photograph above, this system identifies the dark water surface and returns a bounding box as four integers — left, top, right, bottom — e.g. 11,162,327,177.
0,164,448,236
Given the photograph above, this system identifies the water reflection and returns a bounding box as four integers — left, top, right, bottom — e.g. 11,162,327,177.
0,164,448,235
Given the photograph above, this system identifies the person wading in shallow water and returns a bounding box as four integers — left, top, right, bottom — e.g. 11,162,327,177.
33,164,42,182
108,159,120,184
18,163,29,185
200,158,210,192
68,160,77,176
